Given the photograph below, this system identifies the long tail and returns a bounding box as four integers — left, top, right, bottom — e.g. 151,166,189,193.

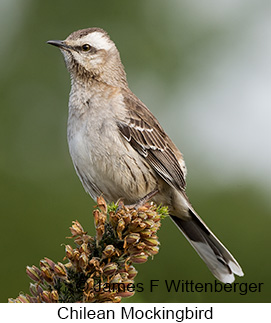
171,208,244,284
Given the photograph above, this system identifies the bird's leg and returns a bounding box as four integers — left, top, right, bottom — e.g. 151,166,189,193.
133,189,159,208
117,189,159,210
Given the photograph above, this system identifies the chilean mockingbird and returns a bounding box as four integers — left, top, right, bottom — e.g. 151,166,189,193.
47,28,244,283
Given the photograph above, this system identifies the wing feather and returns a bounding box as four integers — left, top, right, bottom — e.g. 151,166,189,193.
117,92,186,191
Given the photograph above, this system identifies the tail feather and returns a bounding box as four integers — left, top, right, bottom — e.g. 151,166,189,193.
171,209,244,284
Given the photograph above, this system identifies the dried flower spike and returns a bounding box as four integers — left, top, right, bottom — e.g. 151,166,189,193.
9,197,166,303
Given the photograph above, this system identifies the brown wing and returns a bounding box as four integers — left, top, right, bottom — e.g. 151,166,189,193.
117,92,186,191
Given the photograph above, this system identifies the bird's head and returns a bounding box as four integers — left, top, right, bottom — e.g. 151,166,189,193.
47,28,127,87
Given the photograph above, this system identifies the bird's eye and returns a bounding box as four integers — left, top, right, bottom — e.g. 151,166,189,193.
82,44,91,52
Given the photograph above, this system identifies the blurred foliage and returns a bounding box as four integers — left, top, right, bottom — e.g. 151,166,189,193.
1,0,270,303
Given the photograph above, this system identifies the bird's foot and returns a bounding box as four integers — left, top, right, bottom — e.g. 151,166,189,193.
117,189,159,211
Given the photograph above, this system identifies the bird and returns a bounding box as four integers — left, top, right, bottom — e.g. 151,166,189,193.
47,27,244,284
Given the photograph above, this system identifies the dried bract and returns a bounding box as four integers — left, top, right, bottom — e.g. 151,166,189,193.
9,196,166,303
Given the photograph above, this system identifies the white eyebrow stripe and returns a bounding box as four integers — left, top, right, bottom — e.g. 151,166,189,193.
83,32,113,51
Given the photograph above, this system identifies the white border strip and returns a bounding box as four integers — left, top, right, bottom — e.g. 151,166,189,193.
2,303,269,323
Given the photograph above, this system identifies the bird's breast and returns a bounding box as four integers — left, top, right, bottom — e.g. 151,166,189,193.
67,90,158,203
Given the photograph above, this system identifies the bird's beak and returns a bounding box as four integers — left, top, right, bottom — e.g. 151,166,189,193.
47,40,71,50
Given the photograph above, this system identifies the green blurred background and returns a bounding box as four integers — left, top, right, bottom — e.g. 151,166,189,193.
1,0,270,303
